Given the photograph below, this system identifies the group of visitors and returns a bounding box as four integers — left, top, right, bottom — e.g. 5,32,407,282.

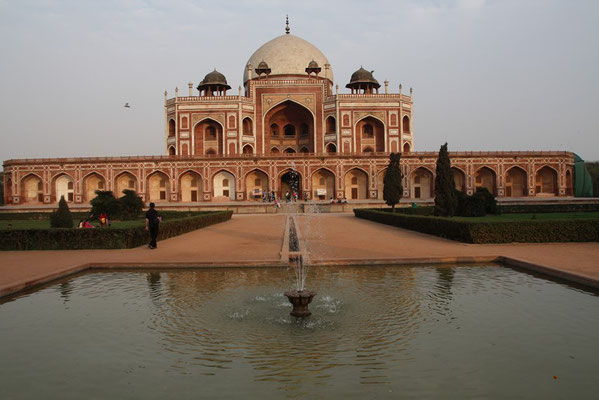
77,212,109,229
329,197,348,204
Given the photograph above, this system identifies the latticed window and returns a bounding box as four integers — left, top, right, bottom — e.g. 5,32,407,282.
222,179,229,187
160,179,166,188
191,178,198,187
284,124,295,137
98,181,104,189
351,177,358,185
255,178,261,186
67,182,73,190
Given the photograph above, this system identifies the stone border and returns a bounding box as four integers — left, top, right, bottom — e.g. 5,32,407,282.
2,254,597,300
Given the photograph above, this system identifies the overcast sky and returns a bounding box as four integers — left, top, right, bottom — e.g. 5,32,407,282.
1,0,598,165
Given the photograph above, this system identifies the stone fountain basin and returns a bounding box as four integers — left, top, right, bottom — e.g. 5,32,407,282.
284,290,317,318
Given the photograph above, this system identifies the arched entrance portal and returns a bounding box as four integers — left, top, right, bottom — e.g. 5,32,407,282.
265,100,314,154
345,169,368,200
312,169,335,200
213,171,235,201
147,172,169,202
21,174,43,204
83,173,106,202
505,167,527,197
410,168,433,199
452,168,466,193
115,172,137,197
535,166,558,196
246,170,269,201
280,170,302,199
475,167,496,195
180,171,202,202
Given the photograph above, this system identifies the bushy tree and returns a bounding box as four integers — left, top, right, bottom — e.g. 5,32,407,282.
383,153,403,210
50,196,74,228
90,190,121,219
119,189,144,220
434,143,457,217
475,187,500,215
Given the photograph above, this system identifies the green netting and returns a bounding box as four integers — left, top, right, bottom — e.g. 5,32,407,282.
573,154,593,197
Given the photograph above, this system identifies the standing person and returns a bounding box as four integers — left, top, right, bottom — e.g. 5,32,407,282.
145,202,160,249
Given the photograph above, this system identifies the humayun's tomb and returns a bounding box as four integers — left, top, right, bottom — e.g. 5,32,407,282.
2,22,575,207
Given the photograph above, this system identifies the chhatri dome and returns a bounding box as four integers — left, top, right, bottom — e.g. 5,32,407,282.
243,18,333,83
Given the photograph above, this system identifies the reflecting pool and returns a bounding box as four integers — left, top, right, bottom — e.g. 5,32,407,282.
1,265,598,399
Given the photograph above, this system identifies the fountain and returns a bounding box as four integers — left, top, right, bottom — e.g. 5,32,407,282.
283,186,316,318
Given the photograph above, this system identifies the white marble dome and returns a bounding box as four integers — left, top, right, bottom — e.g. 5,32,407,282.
243,34,333,83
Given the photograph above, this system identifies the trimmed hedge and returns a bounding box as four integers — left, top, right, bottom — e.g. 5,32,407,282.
500,203,599,214
354,208,599,243
0,210,232,250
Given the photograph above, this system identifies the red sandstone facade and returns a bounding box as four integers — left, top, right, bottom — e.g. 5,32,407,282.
2,30,575,206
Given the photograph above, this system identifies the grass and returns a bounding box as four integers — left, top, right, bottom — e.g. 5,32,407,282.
452,212,599,222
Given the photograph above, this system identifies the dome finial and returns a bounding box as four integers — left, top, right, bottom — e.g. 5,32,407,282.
285,15,290,34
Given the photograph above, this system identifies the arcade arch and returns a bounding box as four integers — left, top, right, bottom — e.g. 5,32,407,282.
451,167,466,193
325,143,337,153
54,174,74,203
115,172,137,197
312,169,335,200
410,167,433,199
83,173,106,202
475,167,496,195
242,117,253,136
193,118,223,156
505,167,527,197
213,170,235,200
179,171,202,202
535,166,558,196
345,169,368,200
280,170,302,199
21,174,43,204
147,171,169,202
245,169,269,201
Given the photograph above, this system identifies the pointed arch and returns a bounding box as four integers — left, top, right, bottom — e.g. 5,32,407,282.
403,142,411,153
242,116,253,136
212,169,236,200
192,117,225,156
114,171,138,196
270,147,280,154
146,170,170,202
52,172,75,203
179,170,202,202
402,115,410,133
20,173,44,204
168,119,176,137
284,147,296,154
344,168,368,200
355,115,386,153
312,168,335,200
242,144,254,154
474,166,497,195
535,165,558,196
264,99,315,153
325,115,336,134
410,167,434,199
451,167,466,193
279,169,302,198
82,172,107,202
325,143,337,153
245,168,269,200
505,166,527,197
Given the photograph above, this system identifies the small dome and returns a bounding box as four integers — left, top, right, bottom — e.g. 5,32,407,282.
257,61,270,69
307,60,319,69
198,69,231,90
346,67,380,88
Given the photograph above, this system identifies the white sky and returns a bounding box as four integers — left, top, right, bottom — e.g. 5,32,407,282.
1,0,598,164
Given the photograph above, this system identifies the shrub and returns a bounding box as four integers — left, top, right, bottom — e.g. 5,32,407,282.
434,143,457,217
90,190,122,219
0,210,233,250
475,187,499,215
119,189,144,220
354,208,599,243
383,153,403,210
499,203,599,214
50,196,74,228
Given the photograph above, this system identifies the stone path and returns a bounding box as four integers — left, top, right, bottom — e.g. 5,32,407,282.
1,213,598,298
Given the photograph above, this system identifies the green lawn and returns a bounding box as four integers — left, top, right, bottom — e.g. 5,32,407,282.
452,212,599,222
0,219,146,230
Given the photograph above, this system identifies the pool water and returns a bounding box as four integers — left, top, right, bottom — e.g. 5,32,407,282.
1,265,598,399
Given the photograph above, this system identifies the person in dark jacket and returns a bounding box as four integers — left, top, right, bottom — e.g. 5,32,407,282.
145,202,160,249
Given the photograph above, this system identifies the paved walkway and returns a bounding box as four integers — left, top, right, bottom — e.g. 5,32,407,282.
1,213,598,297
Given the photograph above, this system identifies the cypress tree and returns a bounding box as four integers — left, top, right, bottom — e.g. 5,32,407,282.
383,152,403,210
50,196,74,228
434,143,457,217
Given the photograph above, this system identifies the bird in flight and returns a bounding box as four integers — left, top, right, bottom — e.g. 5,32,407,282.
124,103,131,108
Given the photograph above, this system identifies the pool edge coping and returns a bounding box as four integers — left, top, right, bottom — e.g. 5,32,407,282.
2,255,597,299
